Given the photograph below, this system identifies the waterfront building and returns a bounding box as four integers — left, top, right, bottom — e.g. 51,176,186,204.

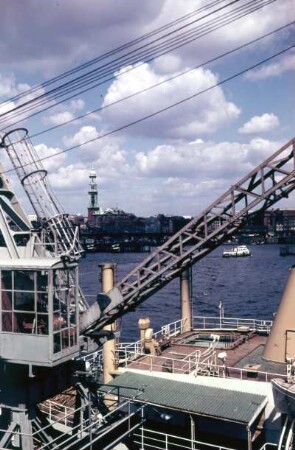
87,168,102,220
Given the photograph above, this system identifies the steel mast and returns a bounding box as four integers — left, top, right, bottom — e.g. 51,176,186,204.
1,128,89,311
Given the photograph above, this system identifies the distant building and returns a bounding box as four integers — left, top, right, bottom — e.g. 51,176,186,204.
68,214,86,226
88,168,101,220
83,169,295,243
264,208,295,237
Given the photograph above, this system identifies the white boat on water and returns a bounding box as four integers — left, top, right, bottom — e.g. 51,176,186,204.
223,244,251,257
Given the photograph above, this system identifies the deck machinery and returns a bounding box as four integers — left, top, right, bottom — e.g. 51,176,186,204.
0,128,294,449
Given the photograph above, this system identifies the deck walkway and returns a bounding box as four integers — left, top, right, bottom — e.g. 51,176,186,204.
126,329,286,380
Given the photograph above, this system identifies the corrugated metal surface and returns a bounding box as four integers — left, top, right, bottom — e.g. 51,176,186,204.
104,372,267,424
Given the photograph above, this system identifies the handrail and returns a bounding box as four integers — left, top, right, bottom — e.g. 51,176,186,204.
134,426,237,450
278,415,289,450
285,419,294,450
78,315,274,373
258,444,277,450
134,427,280,450
193,315,273,332
33,396,144,449
123,350,285,381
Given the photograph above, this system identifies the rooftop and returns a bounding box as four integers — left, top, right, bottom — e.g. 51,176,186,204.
104,371,268,425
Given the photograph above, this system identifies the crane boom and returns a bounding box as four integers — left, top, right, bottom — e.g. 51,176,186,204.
1,129,293,336
0,128,89,311
82,137,295,334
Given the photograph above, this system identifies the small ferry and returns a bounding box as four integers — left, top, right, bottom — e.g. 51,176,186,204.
223,244,251,257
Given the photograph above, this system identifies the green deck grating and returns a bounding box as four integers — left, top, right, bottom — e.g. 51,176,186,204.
103,371,267,425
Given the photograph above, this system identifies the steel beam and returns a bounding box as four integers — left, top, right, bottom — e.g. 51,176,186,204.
87,138,295,332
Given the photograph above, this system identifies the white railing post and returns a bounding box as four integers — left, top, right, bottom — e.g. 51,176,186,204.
141,426,144,450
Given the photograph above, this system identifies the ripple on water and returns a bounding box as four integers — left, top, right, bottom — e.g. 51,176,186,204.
79,244,293,341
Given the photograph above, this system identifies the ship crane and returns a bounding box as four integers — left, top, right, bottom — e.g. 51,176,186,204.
81,137,295,335
0,128,89,312
2,128,295,336
0,130,294,449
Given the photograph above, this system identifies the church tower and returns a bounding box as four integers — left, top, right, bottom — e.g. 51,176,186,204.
88,168,100,220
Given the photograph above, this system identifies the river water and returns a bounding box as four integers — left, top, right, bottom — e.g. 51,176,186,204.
79,244,295,342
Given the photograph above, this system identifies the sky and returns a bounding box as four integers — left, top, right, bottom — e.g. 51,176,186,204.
0,0,294,218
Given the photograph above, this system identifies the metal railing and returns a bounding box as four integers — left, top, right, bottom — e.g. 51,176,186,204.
78,319,185,372
154,319,186,339
193,315,273,333
120,349,284,381
32,393,144,449
78,316,277,378
259,444,278,450
133,427,238,450
133,427,280,450
80,348,103,371
39,400,75,428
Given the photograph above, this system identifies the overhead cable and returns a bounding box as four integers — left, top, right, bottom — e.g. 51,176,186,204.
0,0,278,127
0,0,227,107
26,22,293,141
2,43,294,175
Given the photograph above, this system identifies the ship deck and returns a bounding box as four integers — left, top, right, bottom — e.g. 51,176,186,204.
124,328,286,381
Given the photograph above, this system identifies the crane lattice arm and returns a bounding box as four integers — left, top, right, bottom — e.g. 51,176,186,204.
0,128,89,311
82,137,295,334
0,128,84,260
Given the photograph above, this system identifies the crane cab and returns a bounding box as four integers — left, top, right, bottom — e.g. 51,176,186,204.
0,258,80,367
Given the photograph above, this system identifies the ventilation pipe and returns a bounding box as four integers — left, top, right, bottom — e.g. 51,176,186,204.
263,266,295,363
180,269,192,333
100,263,117,384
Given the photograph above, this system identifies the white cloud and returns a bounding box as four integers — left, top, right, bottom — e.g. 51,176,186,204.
0,74,45,129
135,138,279,181
148,0,293,69
70,99,85,111
62,125,129,174
48,164,88,190
0,74,31,99
0,1,292,82
152,55,183,74
63,125,100,149
34,135,284,216
34,143,67,171
0,99,16,117
246,53,295,80
0,1,292,217
45,111,75,126
43,98,85,125
0,1,165,74
239,113,279,135
102,63,240,140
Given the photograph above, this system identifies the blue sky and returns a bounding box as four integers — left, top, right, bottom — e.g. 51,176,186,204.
0,0,294,217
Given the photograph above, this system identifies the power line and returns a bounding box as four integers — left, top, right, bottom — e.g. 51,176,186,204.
0,0,226,107
0,0,236,115
2,43,293,175
26,22,293,141
0,0,278,128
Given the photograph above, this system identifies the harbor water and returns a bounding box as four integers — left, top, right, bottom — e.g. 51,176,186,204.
79,244,295,342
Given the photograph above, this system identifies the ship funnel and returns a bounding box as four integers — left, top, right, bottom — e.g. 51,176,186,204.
263,266,295,363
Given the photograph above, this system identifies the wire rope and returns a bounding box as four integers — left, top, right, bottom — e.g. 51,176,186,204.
0,0,278,127
25,22,293,141
2,43,293,175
